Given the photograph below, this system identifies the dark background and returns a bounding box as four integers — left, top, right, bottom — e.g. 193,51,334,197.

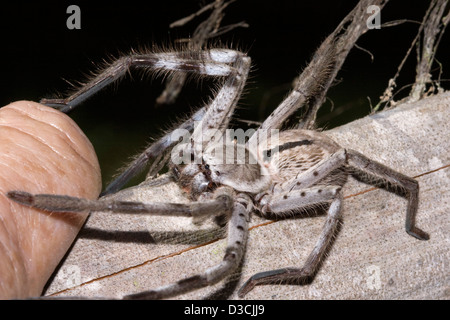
1,0,448,188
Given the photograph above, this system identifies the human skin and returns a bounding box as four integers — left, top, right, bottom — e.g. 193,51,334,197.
0,101,101,298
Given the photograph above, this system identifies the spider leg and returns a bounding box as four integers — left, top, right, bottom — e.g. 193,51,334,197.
123,194,251,299
259,185,342,216
248,38,337,146
101,105,206,196
346,149,429,240
189,51,250,149
6,186,233,222
269,147,428,239
239,189,342,297
41,49,243,113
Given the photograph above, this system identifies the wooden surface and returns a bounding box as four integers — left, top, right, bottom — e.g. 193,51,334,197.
44,92,449,300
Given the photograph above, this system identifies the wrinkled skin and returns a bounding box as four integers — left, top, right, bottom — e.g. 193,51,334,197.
0,101,101,298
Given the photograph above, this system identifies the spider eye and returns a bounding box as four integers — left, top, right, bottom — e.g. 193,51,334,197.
204,164,210,170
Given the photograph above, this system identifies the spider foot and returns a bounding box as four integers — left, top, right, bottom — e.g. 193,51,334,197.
237,267,306,298
40,98,73,113
407,226,430,241
6,191,35,207
123,290,160,300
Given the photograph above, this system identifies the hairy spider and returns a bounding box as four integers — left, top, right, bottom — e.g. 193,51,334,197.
7,46,429,299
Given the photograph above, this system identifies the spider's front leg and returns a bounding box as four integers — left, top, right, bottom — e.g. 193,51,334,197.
41,48,250,195
6,186,233,222
40,49,243,113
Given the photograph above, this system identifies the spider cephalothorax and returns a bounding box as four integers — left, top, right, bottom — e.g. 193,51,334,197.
172,140,271,200
6,45,429,299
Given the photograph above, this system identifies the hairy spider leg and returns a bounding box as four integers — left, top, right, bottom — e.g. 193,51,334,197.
41,49,241,112
7,186,234,221
41,49,251,194
101,105,206,196
238,188,342,297
124,194,251,299
248,38,337,147
346,149,429,240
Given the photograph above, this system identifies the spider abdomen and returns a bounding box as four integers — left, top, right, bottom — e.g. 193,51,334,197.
259,129,347,186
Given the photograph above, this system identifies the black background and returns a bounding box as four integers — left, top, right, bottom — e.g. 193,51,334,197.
1,0,448,187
